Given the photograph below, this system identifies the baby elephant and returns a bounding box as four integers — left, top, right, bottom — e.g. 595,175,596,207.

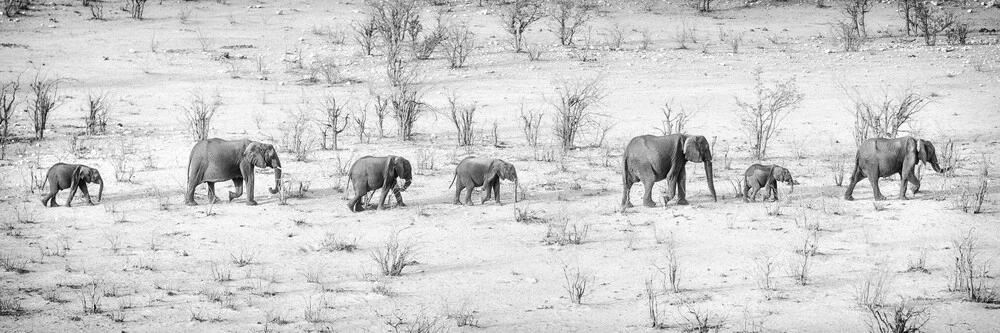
41,163,104,207
743,164,795,202
449,157,518,205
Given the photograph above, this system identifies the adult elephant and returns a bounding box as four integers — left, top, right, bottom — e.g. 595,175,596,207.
41,163,104,207
185,138,282,206
845,136,945,201
622,134,717,209
449,157,518,206
347,155,412,212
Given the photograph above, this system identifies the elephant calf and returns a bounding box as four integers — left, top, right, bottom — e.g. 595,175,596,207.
347,155,412,212
449,157,518,206
41,163,104,207
742,164,795,202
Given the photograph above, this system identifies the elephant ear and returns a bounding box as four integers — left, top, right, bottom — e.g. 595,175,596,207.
774,166,788,182
70,165,83,189
915,139,928,163
485,160,499,182
244,142,262,166
683,135,708,163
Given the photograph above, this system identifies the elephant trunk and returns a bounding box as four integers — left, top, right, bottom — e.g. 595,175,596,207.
930,159,944,174
97,178,104,203
788,178,794,194
400,178,412,192
269,157,282,194
705,161,717,202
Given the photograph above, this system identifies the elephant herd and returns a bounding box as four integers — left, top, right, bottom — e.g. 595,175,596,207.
39,134,947,211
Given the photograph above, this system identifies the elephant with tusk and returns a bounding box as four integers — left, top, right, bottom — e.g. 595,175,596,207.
185,138,282,206
41,163,104,207
622,134,717,210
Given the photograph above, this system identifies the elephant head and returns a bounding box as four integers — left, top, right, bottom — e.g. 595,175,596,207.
75,166,103,202
487,159,519,203
682,135,717,201
383,156,413,192
915,139,945,173
245,142,283,194
772,166,795,193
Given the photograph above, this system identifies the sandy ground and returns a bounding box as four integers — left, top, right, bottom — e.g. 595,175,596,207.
2,0,1000,332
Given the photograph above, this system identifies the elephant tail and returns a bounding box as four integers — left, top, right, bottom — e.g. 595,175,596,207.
448,171,457,189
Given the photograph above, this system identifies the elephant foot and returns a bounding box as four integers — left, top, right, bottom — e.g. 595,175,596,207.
898,195,909,201
676,199,689,205
397,202,406,207
453,201,462,205
245,200,258,206
743,198,749,203
51,203,60,207
185,200,198,206
642,200,656,208
844,196,854,201
874,195,887,201
624,201,634,208
769,198,779,202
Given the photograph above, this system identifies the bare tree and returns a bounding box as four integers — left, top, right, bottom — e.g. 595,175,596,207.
734,69,804,160
898,0,918,36
519,104,543,148
841,0,873,40
841,85,927,144
697,0,713,12
354,104,370,143
913,1,955,46
28,73,66,140
367,0,422,87
354,16,379,56
442,23,475,69
371,91,390,138
552,75,607,150
446,94,476,146
316,95,350,150
499,0,545,53
0,79,19,159
547,0,594,46
657,99,699,135
179,90,222,141
389,69,427,140
84,90,115,135
127,0,147,20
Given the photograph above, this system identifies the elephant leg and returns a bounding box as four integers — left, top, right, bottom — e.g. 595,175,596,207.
492,181,502,205
481,180,493,204
454,184,464,205
769,181,779,202
898,169,911,200
742,180,750,203
207,182,222,204
907,171,921,195
622,177,635,209
347,187,366,212
66,182,79,207
185,180,199,206
244,173,257,206
79,183,94,205
844,167,865,201
376,188,391,210
663,171,677,204
675,168,689,205
868,172,886,201
750,186,761,202
393,187,405,207
229,177,244,202
464,186,474,206
42,182,59,207
641,179,656,207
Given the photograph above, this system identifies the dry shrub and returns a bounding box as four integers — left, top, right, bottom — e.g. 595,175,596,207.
840,0,873,40
442,23,475,69
562,265,593,304
735,69,804,160
447,94,476,146
657,99,699,135
913,1,955,46
28,73,66,140
855,268,893,309
551,75,607,150
354,16,378,56
952,155,988,214
790,229,819,285
315,95,350,150
866,300,929,333
841,85,927,145
728,31,746,54
370,230,416,276
654,232,681,293
179,90,222,141
126,0,147,20
499,0,545,53
0,79,19,159
84,90,115,135
525,43,545,61
279,108,313,161
549,0,594,46
412,17,447,60
950,230,998,303
603,22,627,51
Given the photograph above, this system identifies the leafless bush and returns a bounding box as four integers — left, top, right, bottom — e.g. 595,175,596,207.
3,0,27,18
855,267,893,308
195,29,213,52
552,75,607,150
278,110,311,161
127,0,147,20
548,0,594,46
315,95,350,150
841,85,927,145
591,115,616,147
354,16,378,56
841,0,873,40
0,253,28,274
179,90,222,141
603,22,627,51
447,94,476,146
446,303,480,327
354,105,370,143
638,29,653,51
750,251,778,296
209,261,234,282
84,90,115,135
514,206,545,224
790,229,819,285
89,1,104,20
378,309,444,332
525,42,545,61
673,21,697,49
950,231,998,303
833,21,864,52
735,69,804,160
953,155,988,214
313,24,348,45
676,300,727,332
78,278,104,314
945,23,969,45
0,79,19,159
913,1,955,46
499,0,545,52
28,73,66,140
370,230,416,276
109,137,138,182
367,0,421,85
696,0,713,12
319,231,358,252
443,24,475,69
830,155,847,186
654,232,681,293
178,5,193,23
728,32,745,54
562,265,593,304
657,99,699,135
519,104,543,149
230,247,258,267
389,69,428,140
866,300,929,333
413,17,447,60
645,279,666,328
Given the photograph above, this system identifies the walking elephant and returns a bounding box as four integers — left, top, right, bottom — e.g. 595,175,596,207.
347,155,413,212
448,157,518,206
622,134,717,209
185,138,282,206
845,137,945,201
41,163,103,207
743,164,796,202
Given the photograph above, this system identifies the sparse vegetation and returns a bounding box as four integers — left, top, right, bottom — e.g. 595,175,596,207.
370,230,416,276
842,85,927,145
562,265,592,304
952,155,989,214
315,95,350,151
499,0,546,53
279,107,313,161
447,94,476,146
28,73,65,140
657,99,699,135
548,0,594,46
950,231,999,303
913,1,955,46
734,69,804,160
0,79,18,159
179,90,222,142
84,90,115,135
865,300,929,333
127,0,147,20
443,23,475,69
552,75,607,150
